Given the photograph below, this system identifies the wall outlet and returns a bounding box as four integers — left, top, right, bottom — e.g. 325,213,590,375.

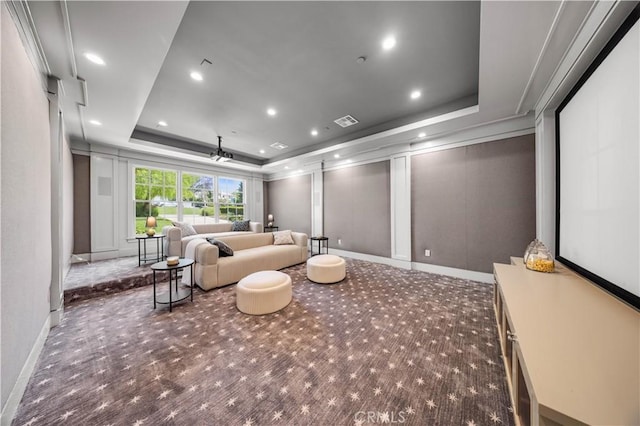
338,239,342,245
424,249,431,257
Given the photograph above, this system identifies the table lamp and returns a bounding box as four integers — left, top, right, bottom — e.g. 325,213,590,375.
145,216,157,237
267,214,274,227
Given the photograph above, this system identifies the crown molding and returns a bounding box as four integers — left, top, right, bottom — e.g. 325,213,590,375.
3,0,50,90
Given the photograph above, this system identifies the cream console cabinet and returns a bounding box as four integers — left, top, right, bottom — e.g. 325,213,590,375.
493,258,639,426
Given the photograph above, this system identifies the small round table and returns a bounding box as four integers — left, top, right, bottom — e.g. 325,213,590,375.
150,258,194,312
310,236,329,256
136,234,165,266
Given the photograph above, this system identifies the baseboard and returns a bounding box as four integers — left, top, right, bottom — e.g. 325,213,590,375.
90,247,138,262
328,248,412,270
327,249,493,283
0,315,51,426
411,262,494,284
70,253,91,264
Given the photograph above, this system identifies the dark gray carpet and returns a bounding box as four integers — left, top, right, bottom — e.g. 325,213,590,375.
13,258,514,426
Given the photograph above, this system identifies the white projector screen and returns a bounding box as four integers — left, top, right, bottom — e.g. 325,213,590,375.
556,12,640,309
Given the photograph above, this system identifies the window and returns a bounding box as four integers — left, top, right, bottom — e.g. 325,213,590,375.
134,167,176,233
218,177,245,222
133,167,247,233
182,173,215,224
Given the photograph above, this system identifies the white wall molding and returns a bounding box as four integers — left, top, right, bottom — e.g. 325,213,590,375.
90,154,118,252
411,113,534,155
390,153,411,261
3,1,50,90
535,1,637,116
311,169,323,238
535,112,556,253
327,248,494,284
0,316,50,426
411,262,494,284
516,0,568,115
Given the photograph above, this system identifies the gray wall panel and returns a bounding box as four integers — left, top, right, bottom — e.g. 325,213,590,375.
73,154,91,254
412,148,468,269
412,135,536,273
266,174,312,236
324,161,391,257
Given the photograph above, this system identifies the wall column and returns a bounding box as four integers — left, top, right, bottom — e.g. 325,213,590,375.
535,111,556,254
390,152,412,268
311,163,323,238
48,77,63,326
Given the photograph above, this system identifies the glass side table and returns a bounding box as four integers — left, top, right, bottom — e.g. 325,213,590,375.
264,226,279,232
150,258,194,312
136,234,165,266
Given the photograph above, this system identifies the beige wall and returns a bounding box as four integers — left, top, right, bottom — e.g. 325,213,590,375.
411,134,536,273
324,161,391,257
72,154,91,254
265,174,312,236
1,5,52,409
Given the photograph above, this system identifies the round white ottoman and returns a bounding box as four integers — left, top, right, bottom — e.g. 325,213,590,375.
236,270,292,315
307,254,346,284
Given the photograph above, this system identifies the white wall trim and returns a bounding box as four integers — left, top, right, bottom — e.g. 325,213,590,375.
90,247,137,262
390,153,412,261
3,0,50,89
70,253,92,264
0,316,50,426
327,248,494,284
411,262,494,284
329,248,412,270
515,0,568,115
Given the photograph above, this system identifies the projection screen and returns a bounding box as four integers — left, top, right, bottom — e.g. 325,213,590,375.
556,13,639,309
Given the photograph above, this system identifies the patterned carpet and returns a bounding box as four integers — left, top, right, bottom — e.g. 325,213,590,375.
13,259,514,426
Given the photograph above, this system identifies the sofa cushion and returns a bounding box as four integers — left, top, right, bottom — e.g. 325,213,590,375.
172,221,197,236
231,220,251,231
206,238,234,257
273,230,294,245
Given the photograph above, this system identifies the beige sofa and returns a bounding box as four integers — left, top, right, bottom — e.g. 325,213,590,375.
194,232,308,290
162,222,263,257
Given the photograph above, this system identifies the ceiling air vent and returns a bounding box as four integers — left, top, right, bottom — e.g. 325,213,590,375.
334,115,359,128
270,142,288,150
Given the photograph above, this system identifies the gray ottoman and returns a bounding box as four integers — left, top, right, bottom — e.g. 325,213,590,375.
236,270,292,315
307,254,346,284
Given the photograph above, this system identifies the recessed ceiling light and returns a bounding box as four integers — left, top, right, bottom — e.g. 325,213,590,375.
296,169,303,173
311,129,318,136
418,132,426,138
89,119,102,126
190,71,203,81
259,149,266,154
267,108,277,116
334,154,340,159
84,52,105,65
158,121,168,127
382,35,397,50
284,166,290,170
410,90,422,100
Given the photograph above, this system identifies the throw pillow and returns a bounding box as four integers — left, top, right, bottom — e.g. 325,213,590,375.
273,230,294,245
172,221,197,237
231,220,251,232
206,238,234,257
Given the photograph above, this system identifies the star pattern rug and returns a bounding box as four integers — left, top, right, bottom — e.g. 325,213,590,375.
12,258,514,426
